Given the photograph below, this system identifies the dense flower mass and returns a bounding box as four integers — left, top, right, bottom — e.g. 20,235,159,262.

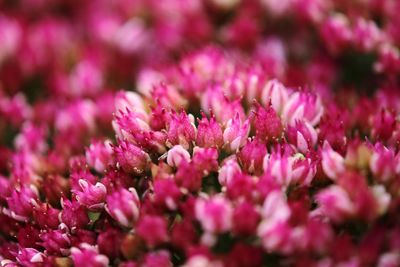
1,0,400,266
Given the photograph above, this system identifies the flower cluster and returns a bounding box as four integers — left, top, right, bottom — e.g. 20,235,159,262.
1,0,400,267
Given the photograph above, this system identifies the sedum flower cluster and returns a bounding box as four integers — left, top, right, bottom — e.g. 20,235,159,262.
1,0,400,267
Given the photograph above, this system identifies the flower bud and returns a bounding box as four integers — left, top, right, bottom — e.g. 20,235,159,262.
166,145,191,167
60,198,89,230
97,227,123,259
238,139,267,175
261,79,289,114
282,91,323,126
252,102,283,142
39,228,71,256
316,185,355,223
136,215,169,248
263,146,294,186
233,201,260,236
5,185,39,222
74,179,107,211
223,113,250,152
196,114,223,148
192,147,219,175
114,141,150,175
15,248,46,267
321,141,345,180
85,140,113,172
153,178,182,210
287,120,318,153
71,243,109,267
218,157,241,186
370,143,396,182
166,111,196,149
195,195,233,233
106,187,140,227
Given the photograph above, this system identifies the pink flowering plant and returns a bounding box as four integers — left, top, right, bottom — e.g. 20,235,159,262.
1,0,400,266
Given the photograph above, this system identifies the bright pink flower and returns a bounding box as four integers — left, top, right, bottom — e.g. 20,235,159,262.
136,215,169,247
73,179,107,211
282,91,323,126
166,145,191,167
15,248,46,267
321,14,352,53
153,178,182,210
113,141,150,175
261,79,289,114
321,141,345,180
85,139,114,172
316,185,355,223
287,120,318,153
192,147,219,175
166,111,196,149
39,227,71,256
353,18,383,52
196,114,223,148
223,113,250,152
218,157,242,186
60,198,89,230
195,195,233,233
97,227,123,259
106,187,140,227
370,143,396,182
232,201,260,236
252,102,283,142
5,185,39,222
238,138,267,175
263,146,294,186
71,243,109,267
175,160,203,192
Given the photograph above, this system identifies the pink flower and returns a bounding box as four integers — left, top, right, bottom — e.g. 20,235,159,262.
39,227,71,256
106,187,140,227
218,157,242,186
320,14,352,53
175,160,203,192
261,79,289,114
136,215,169,248
238,138,267,175
223,113,250,152
370,143,396,182
166,145,191,167
316,185,355,223
73,179,107,211
252,102,283,142
353,18,383,52
60,198,89,230
282,91,323,126
166,111,196,149
287,120,318,153
71,243,109,267
113,141,150,175
97,227,123,259
15,248,46,267
5,185,39,222
85,139,114,172
321,141,345,180
152,178,182,210
195,195,233,233
196,114,223,148
232,201,260,236
192,147,219,175
263,146,294,186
